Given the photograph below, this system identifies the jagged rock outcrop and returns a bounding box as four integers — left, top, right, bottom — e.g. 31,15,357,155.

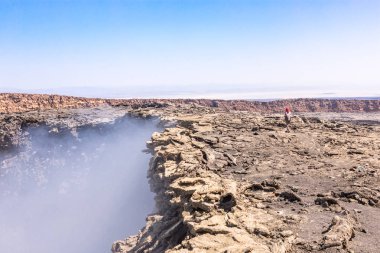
320,214,357,250
112,105,379,253
113,112,296,253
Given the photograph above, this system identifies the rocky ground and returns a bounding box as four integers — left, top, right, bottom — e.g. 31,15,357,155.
0,95,379,253
112,106,379,253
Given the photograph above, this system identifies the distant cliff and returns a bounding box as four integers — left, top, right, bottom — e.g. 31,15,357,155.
187,98,380,113
1,93,379,113
0,93,108,113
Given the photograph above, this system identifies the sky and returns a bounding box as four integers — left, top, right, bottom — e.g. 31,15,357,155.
0,0,379,99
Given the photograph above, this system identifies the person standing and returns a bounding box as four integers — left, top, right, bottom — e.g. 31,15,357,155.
284,107,292,132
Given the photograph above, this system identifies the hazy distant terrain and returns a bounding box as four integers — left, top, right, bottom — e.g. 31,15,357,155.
1,85,379,100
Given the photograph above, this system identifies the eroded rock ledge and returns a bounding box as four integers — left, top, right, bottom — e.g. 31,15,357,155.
112,106,380,253
113,109,295,253
0,95,379,252
0,107,130,151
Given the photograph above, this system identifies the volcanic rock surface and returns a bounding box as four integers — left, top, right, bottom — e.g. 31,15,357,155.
112,106,379,253
0,94,379,253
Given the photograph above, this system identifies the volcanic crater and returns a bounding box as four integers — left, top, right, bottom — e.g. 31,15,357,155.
0,94,379,253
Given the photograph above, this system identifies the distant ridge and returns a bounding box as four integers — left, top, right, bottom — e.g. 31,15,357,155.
248,97,380,102
0,93,379,114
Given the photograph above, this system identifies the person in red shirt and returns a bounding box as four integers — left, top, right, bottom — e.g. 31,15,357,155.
284,107,292,132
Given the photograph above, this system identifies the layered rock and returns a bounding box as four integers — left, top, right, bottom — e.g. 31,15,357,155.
113,105,380,253
113,111,296,253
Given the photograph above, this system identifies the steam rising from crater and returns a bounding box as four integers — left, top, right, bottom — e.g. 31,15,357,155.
0,116,160,253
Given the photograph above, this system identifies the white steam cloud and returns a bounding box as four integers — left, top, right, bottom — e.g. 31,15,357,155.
0,116,160,253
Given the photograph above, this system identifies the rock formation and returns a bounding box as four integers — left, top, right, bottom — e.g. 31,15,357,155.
0,93,108,113
0,94,379,252
112,105,379,253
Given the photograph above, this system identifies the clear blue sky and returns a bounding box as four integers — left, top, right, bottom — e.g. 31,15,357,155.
0,0,379,98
